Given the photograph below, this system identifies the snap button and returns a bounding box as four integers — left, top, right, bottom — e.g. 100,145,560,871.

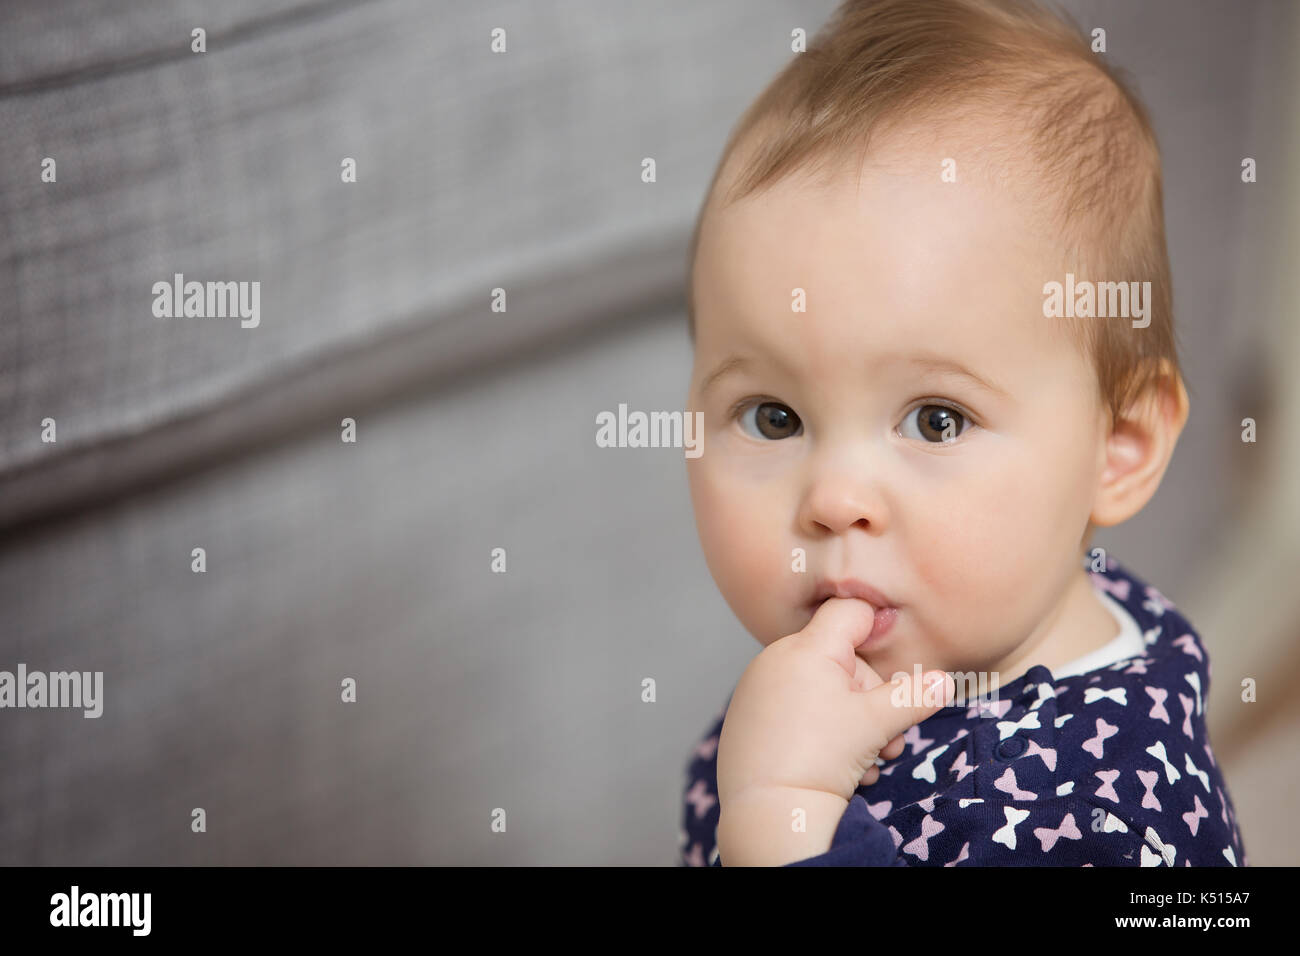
997,736,1027,760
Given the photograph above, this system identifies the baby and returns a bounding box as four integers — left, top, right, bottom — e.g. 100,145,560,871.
678,0,1246,866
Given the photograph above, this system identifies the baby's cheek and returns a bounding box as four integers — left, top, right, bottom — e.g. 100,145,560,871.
690,467,788,642
912,465,1045,626
928,450,1087,665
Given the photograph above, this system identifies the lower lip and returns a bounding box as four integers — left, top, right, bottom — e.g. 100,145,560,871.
811,601,899,643
865,606,898,643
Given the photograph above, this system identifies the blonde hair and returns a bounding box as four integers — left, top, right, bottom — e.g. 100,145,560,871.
685,0,1187,432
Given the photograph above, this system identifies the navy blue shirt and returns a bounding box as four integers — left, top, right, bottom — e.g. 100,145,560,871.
680,554,1247,866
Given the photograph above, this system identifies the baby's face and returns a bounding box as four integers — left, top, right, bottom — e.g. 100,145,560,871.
685,130,1111,682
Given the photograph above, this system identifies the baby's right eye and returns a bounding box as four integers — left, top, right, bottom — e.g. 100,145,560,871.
737,401,803,440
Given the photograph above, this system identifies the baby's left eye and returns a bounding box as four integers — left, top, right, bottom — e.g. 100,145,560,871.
900,404,971,443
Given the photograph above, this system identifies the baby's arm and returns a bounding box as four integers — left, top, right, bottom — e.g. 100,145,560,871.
716,786,853,867
782,793,908,867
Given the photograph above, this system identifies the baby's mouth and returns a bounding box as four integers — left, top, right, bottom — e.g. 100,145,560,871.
806,596,900,642
808,595,890,610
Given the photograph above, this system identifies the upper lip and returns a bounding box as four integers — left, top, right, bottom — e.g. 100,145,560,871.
809,578,895,609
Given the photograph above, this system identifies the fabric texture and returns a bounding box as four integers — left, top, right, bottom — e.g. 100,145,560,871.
680,553,1247,867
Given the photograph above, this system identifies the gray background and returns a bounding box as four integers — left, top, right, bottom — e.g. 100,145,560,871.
1,0,1297,864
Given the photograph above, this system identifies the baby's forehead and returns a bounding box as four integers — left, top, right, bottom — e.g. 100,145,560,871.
695,113,1081,366
704,177,1057,326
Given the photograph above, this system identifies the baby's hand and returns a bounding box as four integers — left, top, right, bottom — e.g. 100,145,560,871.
715,598,954,865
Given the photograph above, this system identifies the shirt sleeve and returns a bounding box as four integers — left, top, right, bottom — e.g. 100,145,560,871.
775,795,1165,867
781,794,908,867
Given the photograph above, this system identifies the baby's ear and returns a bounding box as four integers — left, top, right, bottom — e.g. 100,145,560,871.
1090,359,1189,529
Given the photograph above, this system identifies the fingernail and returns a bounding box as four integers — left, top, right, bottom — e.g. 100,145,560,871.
925,671,952,702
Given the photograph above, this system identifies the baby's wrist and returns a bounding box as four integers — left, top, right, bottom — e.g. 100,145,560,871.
717,786,849,866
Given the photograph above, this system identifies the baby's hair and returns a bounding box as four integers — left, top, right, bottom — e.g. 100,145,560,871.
686,0,1187,434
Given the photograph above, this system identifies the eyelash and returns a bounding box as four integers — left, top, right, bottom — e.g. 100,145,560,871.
727,397,979,442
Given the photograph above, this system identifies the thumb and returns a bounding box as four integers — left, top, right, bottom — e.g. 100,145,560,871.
857,668,955,757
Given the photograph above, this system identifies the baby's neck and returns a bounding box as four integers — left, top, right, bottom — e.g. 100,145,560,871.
979,567,1120,695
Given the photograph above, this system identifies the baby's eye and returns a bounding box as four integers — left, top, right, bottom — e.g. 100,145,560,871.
900,403,970,443
738,401,803,440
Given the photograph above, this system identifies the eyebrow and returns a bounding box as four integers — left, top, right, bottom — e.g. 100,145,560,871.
699,352,1007,399
699,355,750,397
903,356,1009,399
